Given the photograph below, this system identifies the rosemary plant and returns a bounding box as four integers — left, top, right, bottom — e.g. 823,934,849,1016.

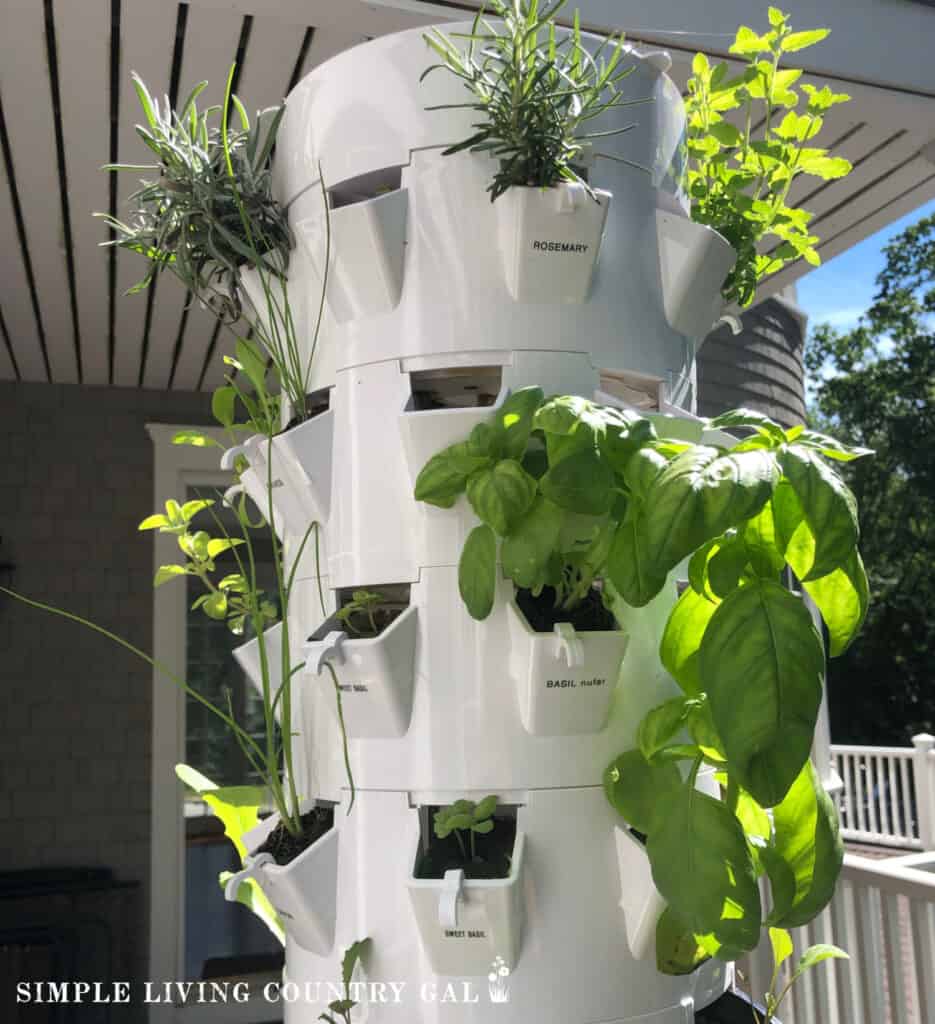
100,67,329,422
422,0,645,200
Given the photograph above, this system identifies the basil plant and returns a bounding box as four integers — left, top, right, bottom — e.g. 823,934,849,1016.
414,389,870,969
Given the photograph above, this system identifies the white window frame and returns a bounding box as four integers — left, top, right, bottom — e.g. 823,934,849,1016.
146,424,281,1024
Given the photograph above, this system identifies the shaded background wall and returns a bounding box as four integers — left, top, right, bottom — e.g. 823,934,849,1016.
697,288,807,429
0,381,213,1015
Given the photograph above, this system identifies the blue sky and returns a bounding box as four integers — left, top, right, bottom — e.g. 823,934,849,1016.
796,197,935,333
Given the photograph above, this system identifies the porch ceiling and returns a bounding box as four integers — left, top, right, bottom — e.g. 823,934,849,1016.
1,0,934,391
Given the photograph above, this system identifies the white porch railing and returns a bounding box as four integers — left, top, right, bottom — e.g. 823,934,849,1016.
740,852,935,1023
832,735,935,850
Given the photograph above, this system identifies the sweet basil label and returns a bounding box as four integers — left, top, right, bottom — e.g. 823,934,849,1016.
338,683,369,693
444,929,487,939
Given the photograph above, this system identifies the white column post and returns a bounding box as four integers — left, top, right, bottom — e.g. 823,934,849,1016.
912,733,935,850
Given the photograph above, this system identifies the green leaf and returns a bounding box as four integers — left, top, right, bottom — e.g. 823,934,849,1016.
341,938,372,989
647,782,761,954
639,698,696,761
770,761,844,928
794,430,873,462
780,446,858,579
154,564,188,587
606,504,669,609
203,591,229,620
207,537,244,558
769,926,794,969
539,447,614,516
743,503,786,578
734,788,771,840
173,430,222,449
656,906,710,975
798,153,852,180
761,844,797,923
501,496,564,589
710,408,786,445
729,26,771,55
458,524,497,620
782,29,830,53
219,872,284,946
235,338,269,396
175,764,267,861
708,122,742,147
603,749,682,834
497,386,544,458
212,386,237,428
706,534,749,598
792,943,849,979
803,548,869,657
414,442,491,508
700,580,824,806
467,460,537,535
138,513,169,531
638,447,779,594
660,586,720,696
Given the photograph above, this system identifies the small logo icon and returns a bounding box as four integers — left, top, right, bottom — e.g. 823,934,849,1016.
488,957,510,1003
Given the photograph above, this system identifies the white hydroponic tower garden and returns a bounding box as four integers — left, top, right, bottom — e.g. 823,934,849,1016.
226,23,741,1024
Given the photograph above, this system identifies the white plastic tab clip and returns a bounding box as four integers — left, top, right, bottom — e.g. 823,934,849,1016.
224,853,274,901
305,630,348,674
554,622,585,668
438,869,465,929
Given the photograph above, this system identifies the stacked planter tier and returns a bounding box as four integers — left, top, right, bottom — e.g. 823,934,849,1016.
233,21,740,1024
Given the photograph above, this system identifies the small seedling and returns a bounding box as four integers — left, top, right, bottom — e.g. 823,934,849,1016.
335,590,384,635
434,796,498,863
318,938,371,1024
756,928,848,1023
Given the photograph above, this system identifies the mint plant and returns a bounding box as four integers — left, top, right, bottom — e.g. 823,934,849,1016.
684,8,852,307
422,0,644,201
434,796,499,863
416,392,870,964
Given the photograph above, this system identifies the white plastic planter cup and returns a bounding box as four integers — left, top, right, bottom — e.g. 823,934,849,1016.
233,622,284,722
497,182,611,303
507,600,629,736
304,604,419,738
297,189,409,324
399,386,510,487
224,802,339,955
655,209,737,339
220,412,333,536
407,831,526,977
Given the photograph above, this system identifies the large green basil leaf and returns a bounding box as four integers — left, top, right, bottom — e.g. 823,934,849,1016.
660,586,720,696
769,761,843,928
760,845,797,924
779,446,858,580
709,407,786,445
414,442,491,507
647,782,762,954
458,525,497,620
621,445,669,498
603,749,682,834
599,417,657,474
700,580,824,807
639,697,699,761
501,497,565,589
771,480,814,577
793,429,873,463
803,548,869,657
641,446,780,571
743,502,786,578
706,534,749,598
466,460,537,535
656,906,711,976
606,504,668,608
496,386,544,458
539,448,614,515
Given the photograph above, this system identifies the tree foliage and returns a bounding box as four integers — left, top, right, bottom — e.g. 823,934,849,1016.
806,213,935,743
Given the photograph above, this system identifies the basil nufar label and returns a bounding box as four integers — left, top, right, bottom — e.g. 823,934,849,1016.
546,677,606,689
531,240,589,254
444,929,487,939
338,683,370,693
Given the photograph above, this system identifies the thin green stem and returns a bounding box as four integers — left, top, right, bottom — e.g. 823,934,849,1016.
322,662,356,813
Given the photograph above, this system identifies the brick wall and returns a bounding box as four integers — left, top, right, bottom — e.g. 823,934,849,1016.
0,380,214,1008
